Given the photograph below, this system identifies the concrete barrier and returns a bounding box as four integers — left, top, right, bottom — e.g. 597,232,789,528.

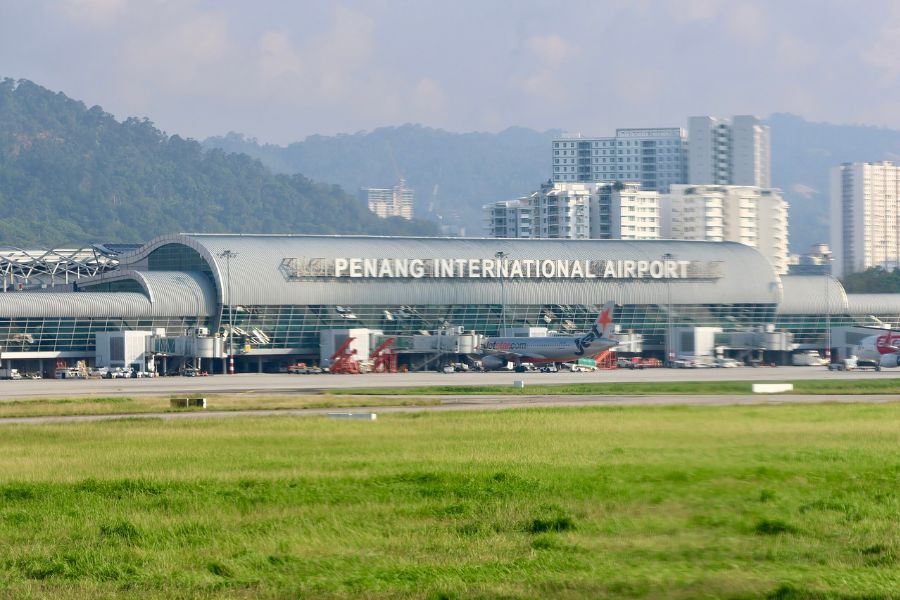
752,384,793,394
327,412,377,420
170,397,207,408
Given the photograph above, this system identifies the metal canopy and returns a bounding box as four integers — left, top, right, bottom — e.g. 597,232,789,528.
0,245,129,291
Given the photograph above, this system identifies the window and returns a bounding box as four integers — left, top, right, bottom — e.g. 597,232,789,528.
147,243,212,275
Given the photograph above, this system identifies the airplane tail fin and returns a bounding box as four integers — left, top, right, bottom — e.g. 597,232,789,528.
595,301,616,339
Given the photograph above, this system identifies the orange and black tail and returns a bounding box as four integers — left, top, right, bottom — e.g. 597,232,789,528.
594,301,616,339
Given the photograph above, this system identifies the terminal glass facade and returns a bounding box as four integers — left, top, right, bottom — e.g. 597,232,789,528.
219,302,779,354
148,244,214,280
0,315,205,354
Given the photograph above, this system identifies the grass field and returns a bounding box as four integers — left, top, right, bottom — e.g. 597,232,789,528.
0,394,439,419
330,377,900,397
1,403,900,598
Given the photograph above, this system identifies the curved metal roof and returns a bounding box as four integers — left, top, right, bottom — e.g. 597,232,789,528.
0,271,215,319
845,294,900,317
777,276,848,314
99,270,216,316
122,234,783,307
0,291,153,319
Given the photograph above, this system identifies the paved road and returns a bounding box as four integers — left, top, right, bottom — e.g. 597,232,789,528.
0,366,891,400
1,393,897,425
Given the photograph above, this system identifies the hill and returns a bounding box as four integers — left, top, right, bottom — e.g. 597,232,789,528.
769,113,900,252
208,116,900,252
0,79,436,247
205,125,560,235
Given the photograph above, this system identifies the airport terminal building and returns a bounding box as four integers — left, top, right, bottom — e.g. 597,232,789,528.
1,234,899,374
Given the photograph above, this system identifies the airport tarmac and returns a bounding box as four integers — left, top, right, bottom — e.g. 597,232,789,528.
0,366,892,400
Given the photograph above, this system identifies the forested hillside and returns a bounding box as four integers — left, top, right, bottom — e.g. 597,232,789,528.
0,79,436,247
205,125,559,235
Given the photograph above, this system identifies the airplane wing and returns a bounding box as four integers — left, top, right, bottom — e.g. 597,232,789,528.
496,351,549,361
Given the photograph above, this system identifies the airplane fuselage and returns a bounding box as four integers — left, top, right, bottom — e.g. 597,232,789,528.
855,333,900,368
478,301,618,369
481,335,611,363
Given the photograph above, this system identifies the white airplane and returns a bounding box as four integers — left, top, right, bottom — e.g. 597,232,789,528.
479,301,618,370
854,331,900,370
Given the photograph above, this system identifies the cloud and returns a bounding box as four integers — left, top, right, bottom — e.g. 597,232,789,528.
723,2,769,45
6,0,900,144
60,0,127,27
665,0,723,22
411,78,446,117
119,7,230,94
515,33,575,97
255,7,379,101
525,34,572,68
790,184,817,199
258,31,304,85
775,34,817,70
863,23,900,83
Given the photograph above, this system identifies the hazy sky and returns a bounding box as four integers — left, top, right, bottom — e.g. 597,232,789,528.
2,0,899,144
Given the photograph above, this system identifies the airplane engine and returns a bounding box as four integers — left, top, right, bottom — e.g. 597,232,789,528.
879,354,899,368
481,355,507,370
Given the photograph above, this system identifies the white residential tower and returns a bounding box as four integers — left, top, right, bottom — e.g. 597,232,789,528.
662,185,789,274
831,161,900,278
688,116,770,187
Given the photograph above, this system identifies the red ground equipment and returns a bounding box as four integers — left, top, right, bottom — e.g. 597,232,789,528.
329,337,361,374
370,337,398,373
595,349,616,369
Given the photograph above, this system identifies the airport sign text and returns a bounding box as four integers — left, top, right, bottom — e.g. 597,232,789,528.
280,257,722,280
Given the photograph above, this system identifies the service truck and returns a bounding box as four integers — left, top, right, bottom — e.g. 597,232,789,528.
0,367,22,380
792,351,828,366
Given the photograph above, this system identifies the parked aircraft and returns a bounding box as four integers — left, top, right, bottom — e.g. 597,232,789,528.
854,331,900,370
479,302,617,370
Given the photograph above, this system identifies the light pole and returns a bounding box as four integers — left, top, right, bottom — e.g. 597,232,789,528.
823,251,834,363
494,251,508,336
662,252,674,366
218,250,237,374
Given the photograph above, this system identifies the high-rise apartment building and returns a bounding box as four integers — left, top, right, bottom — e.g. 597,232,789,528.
486,182,659,241
534,183,591,239
361,178,414,220
660,186,725,242
551,128,687,192
485,199,534,239
485,183,591,239
662,185,788,274
831,161,900,278
591,182,661,240
687,116,770,187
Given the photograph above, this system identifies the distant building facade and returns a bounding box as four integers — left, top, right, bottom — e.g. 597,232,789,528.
831,161,900,278
788,244,833,275
591,182,661,240
486,181,659,241
687,116,770,187
662,185,789,274
361,179,414,220
551,128,687,192
486,199,533,239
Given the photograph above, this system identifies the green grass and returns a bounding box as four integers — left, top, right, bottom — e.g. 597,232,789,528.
1,403,900,598
329,377,900,396
0,394,439,419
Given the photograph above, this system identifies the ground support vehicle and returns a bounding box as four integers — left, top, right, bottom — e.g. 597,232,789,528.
0,367,22,380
